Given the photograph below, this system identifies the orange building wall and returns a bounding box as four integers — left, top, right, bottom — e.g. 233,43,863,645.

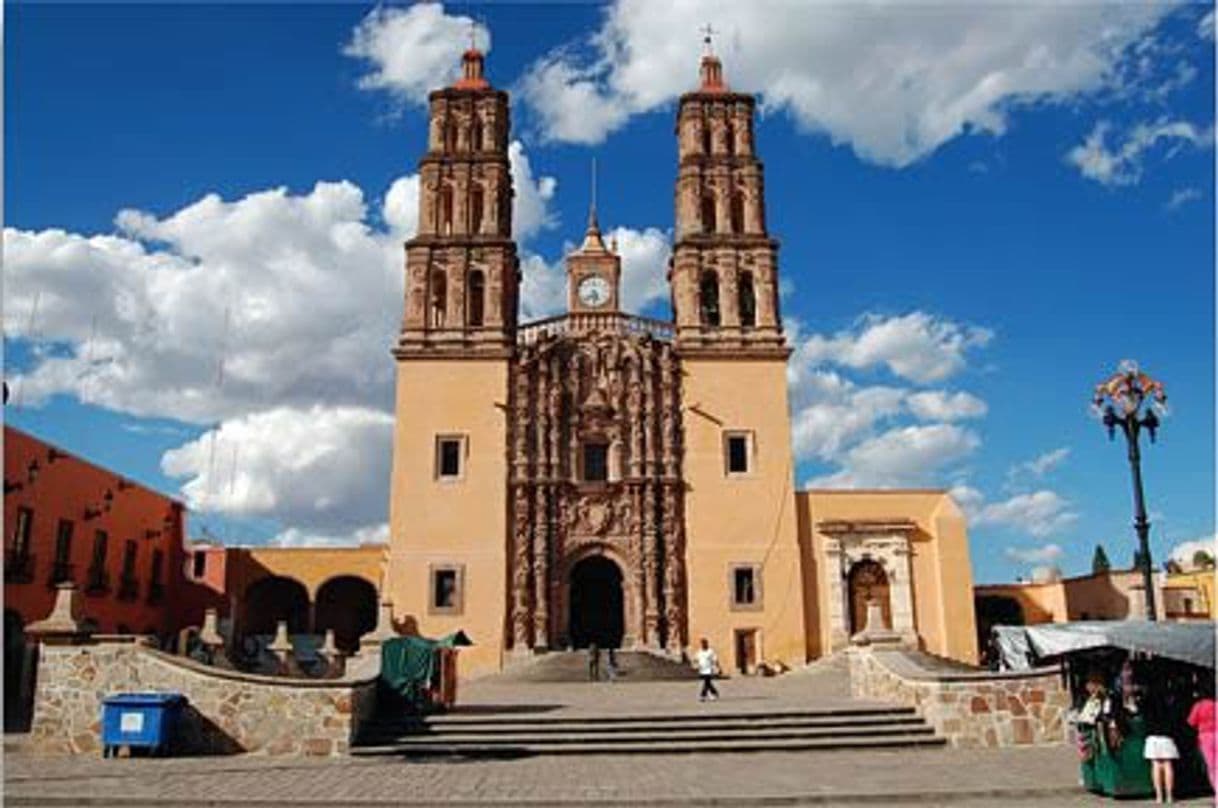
3,427,187,637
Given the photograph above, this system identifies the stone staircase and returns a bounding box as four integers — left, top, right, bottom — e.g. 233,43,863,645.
351,705,943,757
499,650,699,682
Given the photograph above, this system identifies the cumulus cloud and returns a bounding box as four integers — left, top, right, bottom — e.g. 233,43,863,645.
789,370,906,461
973,490,1079,538
161,406,394,543
518,0,1174,166
907,390,988,421
807,423,980,489
1165,187,1202,211
344,3,490,108
1005,544,1065,565
1067,118,1214,186
509,141,559,243
793,311,992,384
1169,535,1217,569
1007,447,1071,485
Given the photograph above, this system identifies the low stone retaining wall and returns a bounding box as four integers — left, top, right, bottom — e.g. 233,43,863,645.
29,637,379,757
848,647,1069,748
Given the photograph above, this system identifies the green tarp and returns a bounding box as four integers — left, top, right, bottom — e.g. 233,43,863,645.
379,632,473,708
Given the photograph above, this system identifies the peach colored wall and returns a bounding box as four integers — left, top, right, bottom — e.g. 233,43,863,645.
974,582,1067,624
799,490,979,665
3,427,187,638
680,356,807,669
386,358,509,678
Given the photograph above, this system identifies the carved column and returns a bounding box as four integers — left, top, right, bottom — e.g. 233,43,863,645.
662,484,685,652
511,486,532,648
822,537,850,652
532,485,549,649
548,353,562,479
641,483,660,646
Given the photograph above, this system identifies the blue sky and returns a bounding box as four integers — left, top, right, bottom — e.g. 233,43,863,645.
5,2,1214,583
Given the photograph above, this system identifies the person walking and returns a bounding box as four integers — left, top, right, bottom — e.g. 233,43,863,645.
1142,685,1180,804
587,642,600,682
606,648,619,682
695,637,720,702
1187,679,1216,792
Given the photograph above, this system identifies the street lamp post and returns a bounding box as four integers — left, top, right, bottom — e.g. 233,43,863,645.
1091,360,1167,621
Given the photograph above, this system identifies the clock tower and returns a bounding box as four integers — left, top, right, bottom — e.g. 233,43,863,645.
567,206,622,314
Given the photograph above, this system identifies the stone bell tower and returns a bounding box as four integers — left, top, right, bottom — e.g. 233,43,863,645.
387,44,517,678
669,44,783,352
397,46,519,353
670,40,807,670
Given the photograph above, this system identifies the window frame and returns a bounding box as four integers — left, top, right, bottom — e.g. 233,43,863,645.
434,434,468,482
428,564,465,616
581,441,610,483
729,563,763,611
723,430,755,477
11,507,33,555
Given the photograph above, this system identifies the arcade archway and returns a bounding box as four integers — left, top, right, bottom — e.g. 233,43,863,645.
242,576,310,635
568,556,624,649
315,576,378,653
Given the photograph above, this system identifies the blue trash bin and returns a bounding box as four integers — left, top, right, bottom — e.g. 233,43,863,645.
101,692,185,757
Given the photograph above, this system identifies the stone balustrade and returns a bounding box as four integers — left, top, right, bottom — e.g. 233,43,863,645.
848,646,1069,748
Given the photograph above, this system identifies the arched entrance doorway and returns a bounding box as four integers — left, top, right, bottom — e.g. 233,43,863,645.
568,556,624,649
847,560,891,635
315,576,378,653
242,576,310,636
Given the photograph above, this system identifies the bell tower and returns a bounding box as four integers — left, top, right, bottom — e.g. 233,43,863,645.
669,41,784,354
397,45,519,355
566,208,622,315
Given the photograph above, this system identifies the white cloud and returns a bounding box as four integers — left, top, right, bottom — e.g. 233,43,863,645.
382,175,420,235
973,490,1079,538
907,390,988,421
1007,447,1071,483
1169,535,1217,569
789,370,906,461
509,141,558,243
1005,544,1065,564
793,311,992,384
1199,9,1215,41
518,0,1174,166
1165,187,1202,211
1067,118,1214,186
807,423,980,489
344,4,490,108
161,406,394,543
271,524,390,549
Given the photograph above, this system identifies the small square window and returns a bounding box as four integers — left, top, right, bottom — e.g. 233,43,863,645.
725,432,753,475
729,564,762,610
429,564,464,615
435,436,466,480
583,443,609,482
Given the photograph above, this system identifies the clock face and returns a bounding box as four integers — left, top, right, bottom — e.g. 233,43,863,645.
577,276,611,308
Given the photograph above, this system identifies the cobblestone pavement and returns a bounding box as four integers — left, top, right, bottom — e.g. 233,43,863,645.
5,664,1213,806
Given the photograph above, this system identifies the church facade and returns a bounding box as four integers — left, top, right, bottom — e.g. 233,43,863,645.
385,47,978,678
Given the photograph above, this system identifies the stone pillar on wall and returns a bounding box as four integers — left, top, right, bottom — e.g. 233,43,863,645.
822,538,851,652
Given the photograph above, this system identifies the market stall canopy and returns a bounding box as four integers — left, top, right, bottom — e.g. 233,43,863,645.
993,621,1215,671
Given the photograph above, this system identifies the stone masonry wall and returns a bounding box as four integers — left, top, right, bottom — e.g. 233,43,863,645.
29,638,378,756
848,647,1069,748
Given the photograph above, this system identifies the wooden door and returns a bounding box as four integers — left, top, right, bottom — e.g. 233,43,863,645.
848,560,891,635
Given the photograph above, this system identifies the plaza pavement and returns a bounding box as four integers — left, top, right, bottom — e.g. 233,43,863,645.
4,662,1213,806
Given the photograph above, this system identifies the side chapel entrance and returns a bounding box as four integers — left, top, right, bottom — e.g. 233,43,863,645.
847,559,892,635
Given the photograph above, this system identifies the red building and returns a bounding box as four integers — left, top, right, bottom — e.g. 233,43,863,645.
3,426,187,638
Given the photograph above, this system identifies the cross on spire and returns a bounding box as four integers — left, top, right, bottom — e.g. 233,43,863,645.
468,17,480,51
701,23,716,55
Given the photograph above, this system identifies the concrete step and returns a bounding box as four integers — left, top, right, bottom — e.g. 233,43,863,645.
351,733,947,757
410,704,916,727
361,715,929,737
359,723,935,746
500,650,699,682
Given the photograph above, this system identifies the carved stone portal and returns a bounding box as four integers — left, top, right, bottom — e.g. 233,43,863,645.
508,329,686,651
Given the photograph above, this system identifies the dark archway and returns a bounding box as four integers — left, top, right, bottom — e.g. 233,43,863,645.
243,576,310,636
315,576,378,653
4,610,32,732
568,556,624,649
847,560,891,635
975,594,1026,664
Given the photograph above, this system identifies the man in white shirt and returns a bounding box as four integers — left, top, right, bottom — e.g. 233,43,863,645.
695,637,720,701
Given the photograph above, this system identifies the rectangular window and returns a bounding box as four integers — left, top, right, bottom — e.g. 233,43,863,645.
725,432,753,475
435,435,466,480
729,564,763,610
583,443,609,482
11,507,33,554
150,549,164,584
91,530,108,568
192,551,207,578
53,520,74,566
122,540,138,578
429,564,464,615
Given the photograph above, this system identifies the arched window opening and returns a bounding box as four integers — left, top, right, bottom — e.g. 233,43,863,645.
699,271,721,327
702,122,712,155
443,120,457,152
738,271,756,328
730,192,746,234
471,116,483,151
439,185,454,236
468,270,485,327
724,122,735,155
701,194,717,234
430,271,447,329
470,184,484,235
